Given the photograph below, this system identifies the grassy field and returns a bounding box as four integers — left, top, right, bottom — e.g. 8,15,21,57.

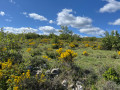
1,32,120,90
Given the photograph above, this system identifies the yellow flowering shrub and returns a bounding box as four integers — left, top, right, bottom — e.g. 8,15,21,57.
56,48,63,54
26,70,30,79
42,56,51,61
1,59,12,70
91,43,98,50
2,47,7,51
69,42,78,48
28,39,34,42
0,58,33,89
13,86,19,90
47,48,53,51
82,51,89,56
52,43,63,49
85,44,90,47
118,51,120,55
59,49,77,62
38,73,46,83
41,39,50,43
7,70,31,88
26,48,31,52
69,43,75,48
29,42,35,45
98,45,102,50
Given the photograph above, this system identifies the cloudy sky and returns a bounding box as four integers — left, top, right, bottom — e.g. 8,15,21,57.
0,0,120,37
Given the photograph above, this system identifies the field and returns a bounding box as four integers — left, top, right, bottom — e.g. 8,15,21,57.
1,30,120,90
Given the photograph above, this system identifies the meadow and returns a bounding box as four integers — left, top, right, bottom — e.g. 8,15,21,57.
0,27,120,90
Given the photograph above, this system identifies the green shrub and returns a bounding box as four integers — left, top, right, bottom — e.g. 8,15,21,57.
102,30,120,50
45,51,58,59
30,49,42,57
111,54,119,59
25,33,40,39
103,68,120,84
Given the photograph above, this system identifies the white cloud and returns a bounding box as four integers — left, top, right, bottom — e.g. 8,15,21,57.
39,26,60,35
57,9,104,35
49,20,54,24
0,11,5,16
28,13,47,21
99,0,120,13
57,9,92,28
9,0,15,4
23,12,27,15
80,27,105,35
5,19,12,22
109,18,120,25
3,27,38,34
22,12,28,17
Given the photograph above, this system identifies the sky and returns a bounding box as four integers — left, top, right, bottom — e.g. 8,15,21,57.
0,0,120,37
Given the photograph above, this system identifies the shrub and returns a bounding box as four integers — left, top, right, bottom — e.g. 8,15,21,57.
69,42,79,48
82,51,89,56
24,33,40,39
102,30,120,50
58,49,77,62
30,49,42,57
118,51,120,55
85,44,90,47
45,51,58,59
111,54,118,59
103,68,120,84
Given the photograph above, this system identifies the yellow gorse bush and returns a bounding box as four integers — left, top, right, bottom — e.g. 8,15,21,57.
69,43,75,48
59,49,77,62
2,47,7,51
13,86,19,90
35,73,46,83
1,59,12,70
98,45,102,49
47,48,53,51
41,39,50,43
0,59,12,80
0,58,32,89
42,56,51,61
118,51,120,55
28,39,34,42
29,42,35,45
26,48,31,52
85,44,90,47
82,51,89,56
56,48,63,54
26,70,30,79
7,69,31,88
52,43,63,46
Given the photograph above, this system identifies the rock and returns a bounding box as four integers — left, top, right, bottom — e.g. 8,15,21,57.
36,70,42,75
51,68,61,75
68,83,74,88
75,81,83,90
45,70,51,74
61,80,68,87
43,64,47,68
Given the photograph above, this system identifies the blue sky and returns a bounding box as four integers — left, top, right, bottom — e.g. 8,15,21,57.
0,0,120,37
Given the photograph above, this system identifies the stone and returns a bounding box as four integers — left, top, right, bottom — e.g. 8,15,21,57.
75,81,83,90
36,70,42,75
68,83,74,89
61,80,68,87
45,70,51,74
51,68,61,75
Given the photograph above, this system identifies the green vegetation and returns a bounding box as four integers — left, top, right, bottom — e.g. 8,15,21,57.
0,27,120,90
